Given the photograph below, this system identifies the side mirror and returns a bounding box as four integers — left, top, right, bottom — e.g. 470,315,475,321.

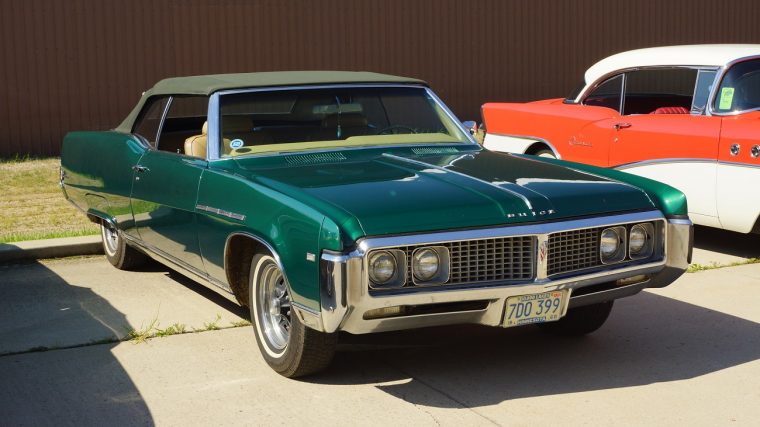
462,120,478,135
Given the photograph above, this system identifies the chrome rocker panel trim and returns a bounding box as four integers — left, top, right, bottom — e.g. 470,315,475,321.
317,211,692,334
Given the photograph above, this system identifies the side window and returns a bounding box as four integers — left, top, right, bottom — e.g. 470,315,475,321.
583,75,622,112
623,68,697,115
714,59,760,113
132,96,170,147
691,70,717,114
158,96,209,156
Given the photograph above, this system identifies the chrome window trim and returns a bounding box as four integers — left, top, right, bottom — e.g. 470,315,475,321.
207,92,221,160
691,69,718,115
155,96,173,150
574,65,720,106
130,95,172,149
706,55,760,116
205,83,476,161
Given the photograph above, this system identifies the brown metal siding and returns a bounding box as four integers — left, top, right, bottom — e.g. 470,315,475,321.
2,0,760,157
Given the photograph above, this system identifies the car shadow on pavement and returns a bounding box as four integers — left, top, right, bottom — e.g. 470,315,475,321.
0,260,154,426
315,292,760,408
693,225,760,259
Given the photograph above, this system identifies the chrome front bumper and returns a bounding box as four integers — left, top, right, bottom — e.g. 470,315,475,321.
294,214,692,335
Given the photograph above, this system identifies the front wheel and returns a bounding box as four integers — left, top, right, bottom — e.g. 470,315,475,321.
533,149,557,159
538,301,614,336
101,223,147,270
249,254,337,378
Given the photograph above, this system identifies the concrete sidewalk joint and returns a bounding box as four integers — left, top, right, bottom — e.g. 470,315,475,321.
0,236,102,263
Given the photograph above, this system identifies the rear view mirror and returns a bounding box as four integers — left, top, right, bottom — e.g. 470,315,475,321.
462,120,478,135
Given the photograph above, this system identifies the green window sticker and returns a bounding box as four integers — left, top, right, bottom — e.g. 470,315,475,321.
719,87,735,110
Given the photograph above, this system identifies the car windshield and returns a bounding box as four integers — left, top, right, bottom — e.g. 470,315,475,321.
217,86,471,157
714,58,760,113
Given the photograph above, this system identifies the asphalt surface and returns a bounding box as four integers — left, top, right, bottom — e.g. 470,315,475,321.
0,228,758,426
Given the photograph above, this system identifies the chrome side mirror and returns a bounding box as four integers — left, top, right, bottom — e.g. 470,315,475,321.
462,120,478,135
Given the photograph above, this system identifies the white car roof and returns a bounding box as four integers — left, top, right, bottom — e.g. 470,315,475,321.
584,44,760,85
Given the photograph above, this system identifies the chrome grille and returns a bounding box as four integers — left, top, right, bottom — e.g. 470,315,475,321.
401,236,535,286
547,227,602,276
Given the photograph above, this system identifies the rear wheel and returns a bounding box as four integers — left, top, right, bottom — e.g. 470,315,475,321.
101,223,147,270
249,253,337,378
538,301,614,336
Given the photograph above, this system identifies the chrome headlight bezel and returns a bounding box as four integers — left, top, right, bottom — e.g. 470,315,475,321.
368,249,406,289
600,226,627,264
411,246,450,286
629,222,655,260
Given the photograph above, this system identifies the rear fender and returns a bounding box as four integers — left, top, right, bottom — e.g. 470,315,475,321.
61,131,147,232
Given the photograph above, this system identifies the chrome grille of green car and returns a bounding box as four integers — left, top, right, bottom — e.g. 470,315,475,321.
401,236,536,286
547,227,602,276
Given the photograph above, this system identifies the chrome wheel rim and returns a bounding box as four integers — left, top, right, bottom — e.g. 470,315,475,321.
256,261,291,352
101,224,118,256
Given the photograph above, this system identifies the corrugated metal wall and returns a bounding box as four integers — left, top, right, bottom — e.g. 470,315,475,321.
2,0,760,157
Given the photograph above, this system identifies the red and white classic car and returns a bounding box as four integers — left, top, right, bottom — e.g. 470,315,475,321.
482,45,760,234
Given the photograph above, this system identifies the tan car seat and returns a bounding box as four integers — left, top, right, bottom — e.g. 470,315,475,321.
184,121,211,158
184,120,245,158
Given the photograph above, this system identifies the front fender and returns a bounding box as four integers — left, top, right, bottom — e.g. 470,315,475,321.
521,155,689,218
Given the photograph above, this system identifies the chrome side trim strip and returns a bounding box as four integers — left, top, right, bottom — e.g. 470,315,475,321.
196,204,246,221
485,132,563,159
717,160,760,169
611,158,760,170
613,157,717,170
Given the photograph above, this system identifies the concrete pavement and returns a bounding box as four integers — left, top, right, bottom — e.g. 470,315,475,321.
0,257,246,355
0,257,759,426
0,235,102,263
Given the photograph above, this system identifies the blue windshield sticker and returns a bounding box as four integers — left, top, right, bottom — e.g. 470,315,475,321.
230,139,244,149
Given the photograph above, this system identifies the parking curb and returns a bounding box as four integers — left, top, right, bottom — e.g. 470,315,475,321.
0,235,103,263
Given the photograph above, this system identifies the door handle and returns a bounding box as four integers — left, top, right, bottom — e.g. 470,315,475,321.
613,122,632,130
132,165,150,173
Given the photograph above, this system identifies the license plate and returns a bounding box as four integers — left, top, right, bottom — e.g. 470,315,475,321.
503,290,569,327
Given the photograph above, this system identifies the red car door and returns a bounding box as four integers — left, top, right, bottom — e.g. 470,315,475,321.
607,68,722,224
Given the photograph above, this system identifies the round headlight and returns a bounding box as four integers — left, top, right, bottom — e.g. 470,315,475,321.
600,228,620,257
368,251,396,284
413,248,440,281
629,224,648,254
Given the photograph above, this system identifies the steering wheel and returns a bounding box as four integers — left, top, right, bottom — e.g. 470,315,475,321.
377,125,417,135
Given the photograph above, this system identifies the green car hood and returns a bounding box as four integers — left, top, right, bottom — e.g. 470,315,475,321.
232,147,656,240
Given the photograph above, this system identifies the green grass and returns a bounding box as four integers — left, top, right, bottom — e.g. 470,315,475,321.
687,257,760,273
0,157,99,243
124,314,245,344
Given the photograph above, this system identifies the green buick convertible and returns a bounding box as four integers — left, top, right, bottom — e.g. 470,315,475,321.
61,71,692,377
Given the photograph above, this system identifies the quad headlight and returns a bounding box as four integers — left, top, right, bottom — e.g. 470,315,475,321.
629,223,654,259
368,250,400,286
368,246,450,289
413,248,440,281
411,246,450,285
600,226,626,264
